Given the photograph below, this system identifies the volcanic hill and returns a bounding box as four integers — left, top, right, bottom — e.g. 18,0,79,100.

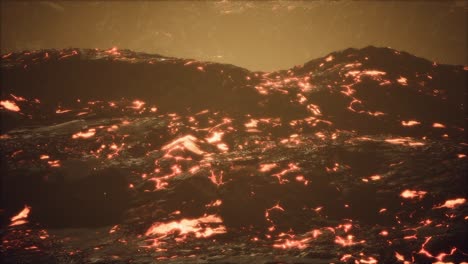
1,46,467,263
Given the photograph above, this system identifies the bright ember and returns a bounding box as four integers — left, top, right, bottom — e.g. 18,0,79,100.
9,205,31,227
0,100,21,112
145,214,226,238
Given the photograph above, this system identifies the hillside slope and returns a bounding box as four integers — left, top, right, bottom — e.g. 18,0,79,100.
1,47,467,263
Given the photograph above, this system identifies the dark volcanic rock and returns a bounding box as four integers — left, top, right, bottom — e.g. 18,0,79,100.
1,46,467,263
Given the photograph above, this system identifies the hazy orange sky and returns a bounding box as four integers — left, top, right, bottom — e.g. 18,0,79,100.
1,1,467,71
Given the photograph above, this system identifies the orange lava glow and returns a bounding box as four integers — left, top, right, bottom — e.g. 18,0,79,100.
273,238,310,249
362,70,386,76
9,205,31,227
307,103,322,116
401,120,421,126
205,131,224,143
397,76,408,85
244,119,259,128
309,229,322,239
56,109,72,114
130,100,145,110
0,100,21,112
395,252,406,262
259,163,277,172
400,189,427,199
359,257,378,264
216,143,229,152
205,200,222,208
105,47,120,56
162,135,204,155
369,175,381,181
345,70,386,81
434,198,466,209
265,203,285,229
145,214,226,239
334,235,365,247
47,160,61,167
340,254,353,262
272,163,300,183
385,137,425,147
109,225,119,234
209,170,224,187
432,123,446,128
72,128,96,139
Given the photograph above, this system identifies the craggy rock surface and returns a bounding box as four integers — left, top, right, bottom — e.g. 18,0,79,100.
1,46,467,263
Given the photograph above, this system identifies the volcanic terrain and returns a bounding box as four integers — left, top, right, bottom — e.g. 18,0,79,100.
1,46,467,263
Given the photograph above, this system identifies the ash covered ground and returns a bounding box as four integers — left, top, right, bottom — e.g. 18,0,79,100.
0,46,467,263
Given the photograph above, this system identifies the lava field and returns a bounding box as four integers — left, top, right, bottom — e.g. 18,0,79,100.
0,46,467,263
